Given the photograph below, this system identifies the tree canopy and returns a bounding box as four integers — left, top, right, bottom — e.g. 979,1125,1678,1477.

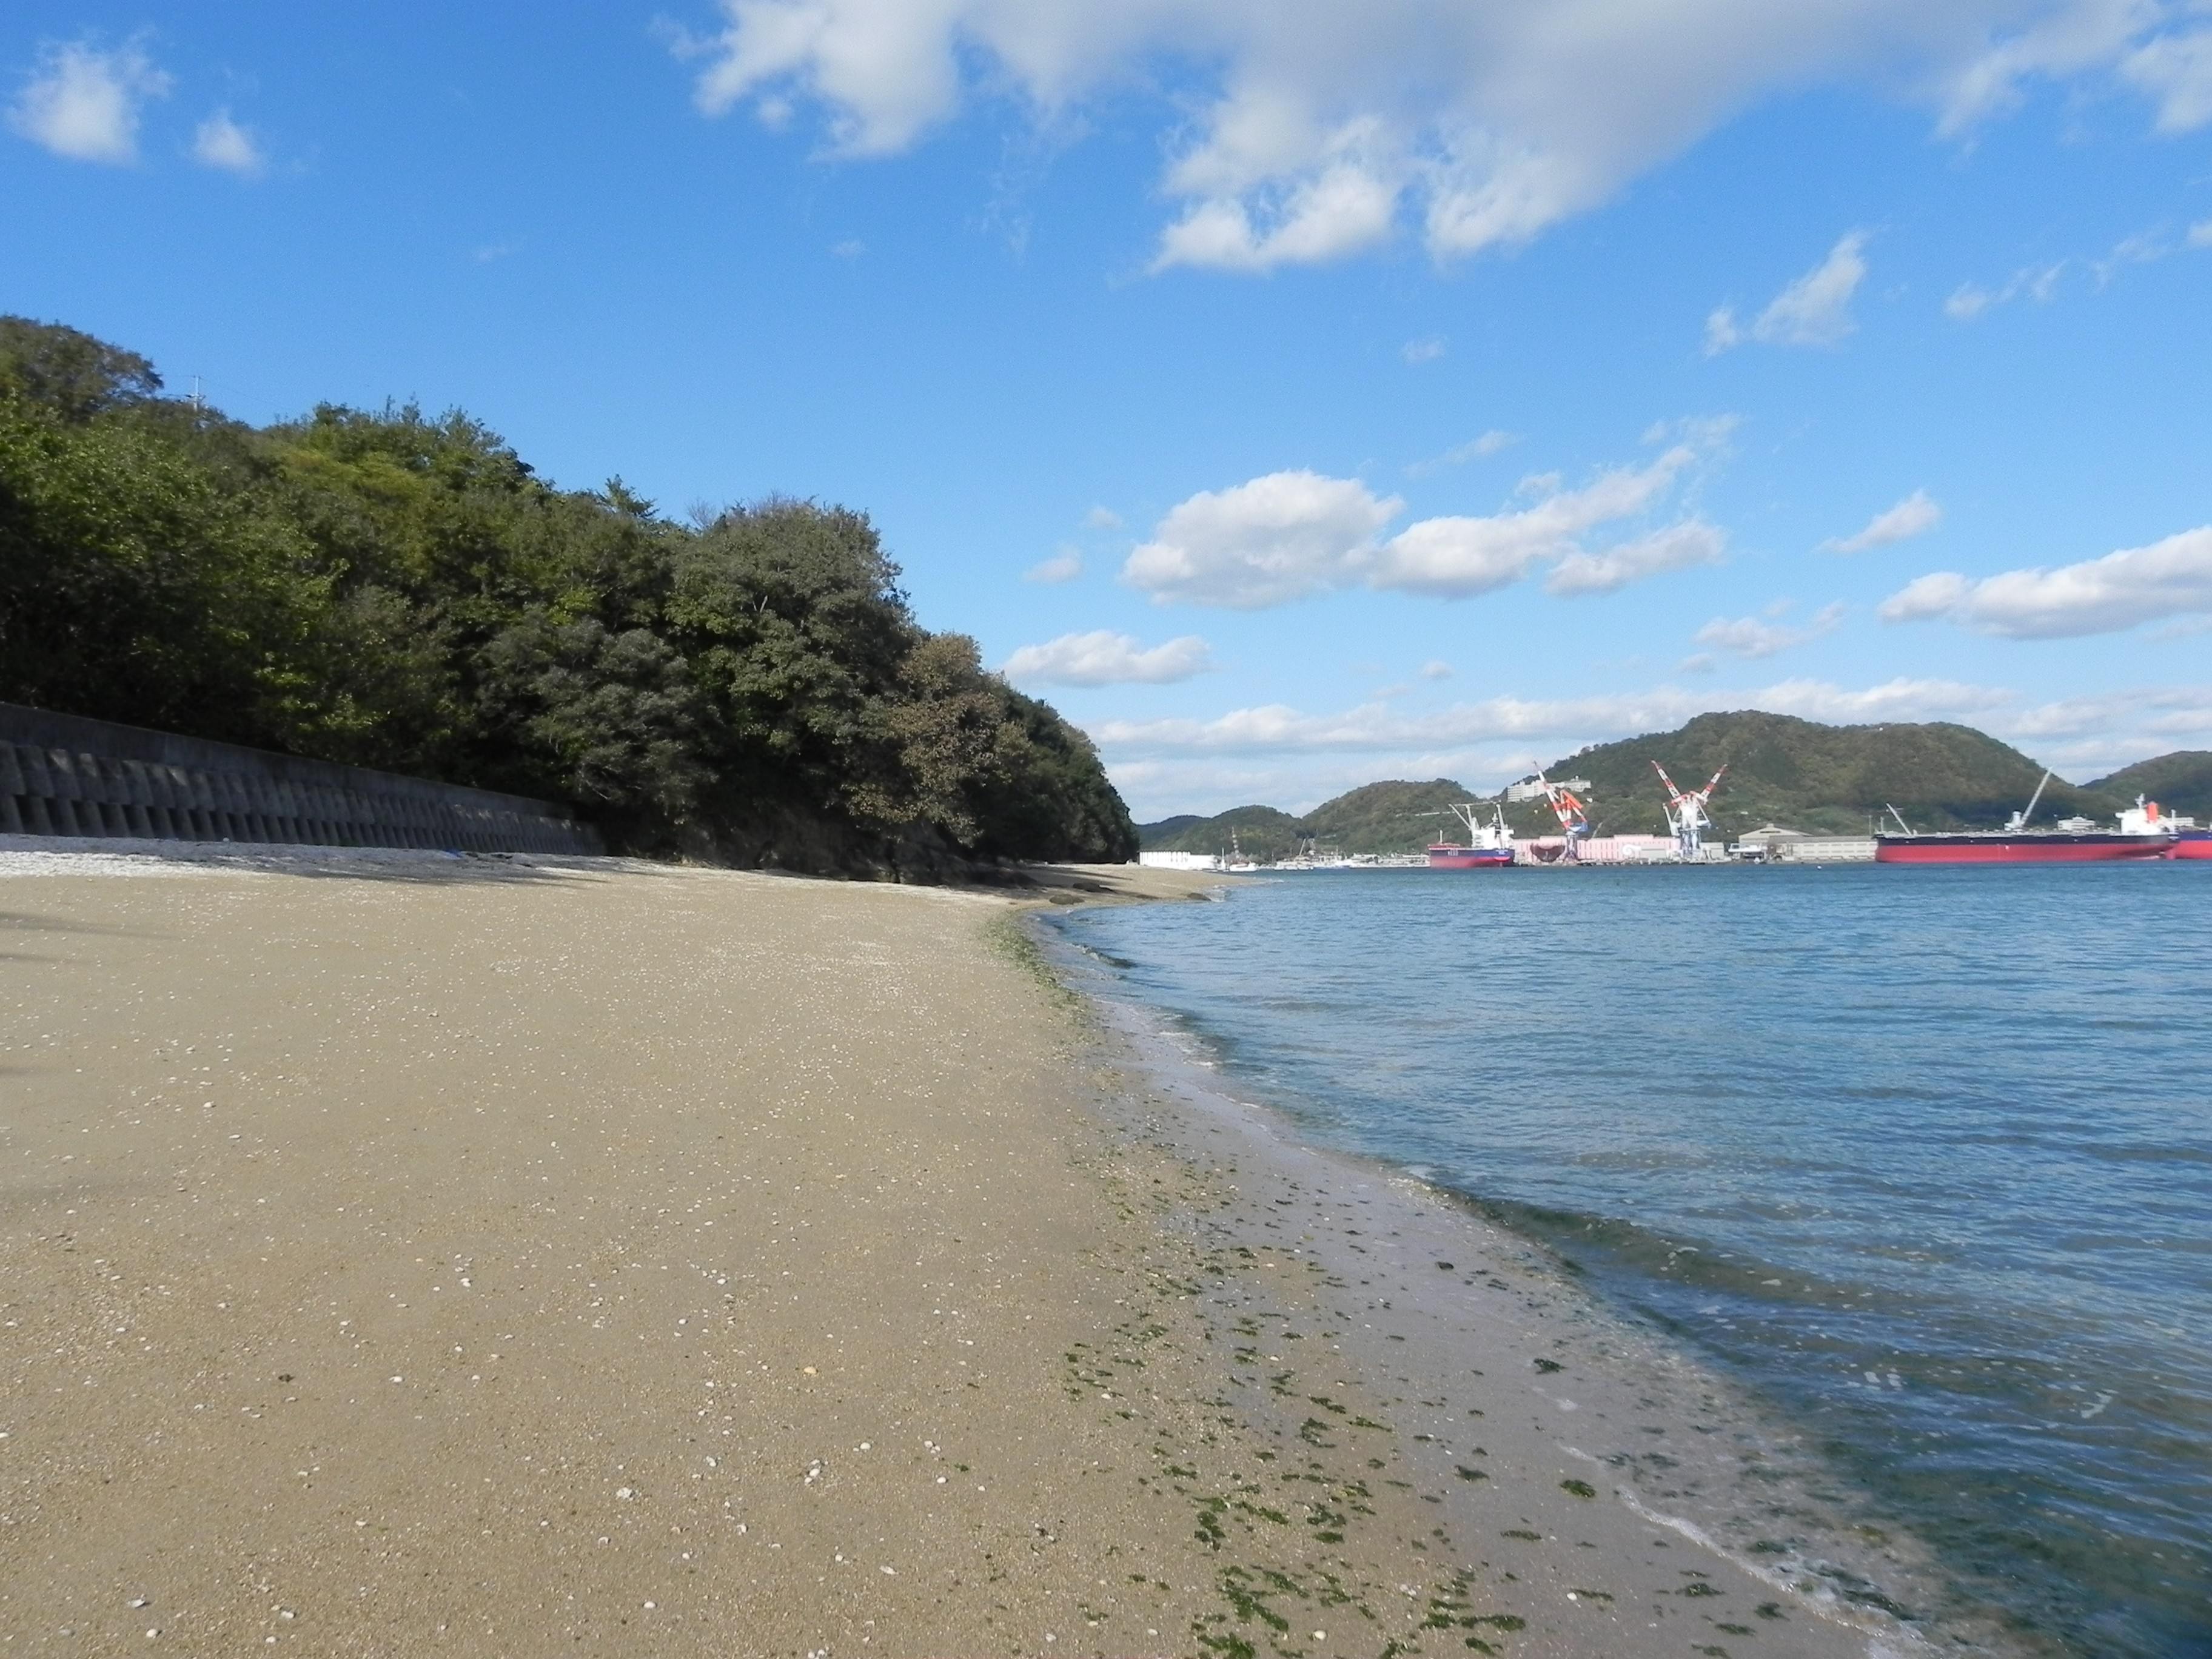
0,316,1135,874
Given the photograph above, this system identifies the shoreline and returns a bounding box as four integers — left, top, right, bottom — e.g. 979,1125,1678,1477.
1,845,1989,1656
1031,894,2013,1659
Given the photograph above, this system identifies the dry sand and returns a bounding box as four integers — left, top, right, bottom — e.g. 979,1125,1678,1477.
0,846,1959,1657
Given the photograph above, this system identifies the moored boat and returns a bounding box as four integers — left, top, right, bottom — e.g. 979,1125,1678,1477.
1874,831,2172,864
1427,801,1515,870
1875,776,2177,864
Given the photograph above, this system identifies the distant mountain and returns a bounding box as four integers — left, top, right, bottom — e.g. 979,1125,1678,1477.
1137,779,1480,859
1139,714,2179,857
2088,751,2212,819
1138,803,1307,863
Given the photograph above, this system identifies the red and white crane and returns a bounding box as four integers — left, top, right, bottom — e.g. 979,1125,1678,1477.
1530,769,1592,860
1652,761,1727,860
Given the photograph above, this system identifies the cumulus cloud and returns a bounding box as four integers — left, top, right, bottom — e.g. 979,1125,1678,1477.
8,36,170,164
1879,525,2212,637
1419,660,1454,679
1125,441,1723,608
1024,546,1084,583
1000,629,1212,686
1084,504,1124,529
1706,231,1869,353
1401,335,1446,363
1823,489,1943,552
1122,469,1403,608
682,2,2212,273
1694,601,1848,659
192,109,264,175
1372,446,1716,598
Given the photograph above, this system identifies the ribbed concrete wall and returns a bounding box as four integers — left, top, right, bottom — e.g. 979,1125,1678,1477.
0,703,603,855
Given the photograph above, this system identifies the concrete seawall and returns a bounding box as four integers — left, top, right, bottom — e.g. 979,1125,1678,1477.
0,702,602,854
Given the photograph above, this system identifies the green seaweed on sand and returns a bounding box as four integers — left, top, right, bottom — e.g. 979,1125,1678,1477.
985,911,1085,1017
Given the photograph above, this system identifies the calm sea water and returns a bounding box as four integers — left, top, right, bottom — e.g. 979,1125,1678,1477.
1052,863,2212,1659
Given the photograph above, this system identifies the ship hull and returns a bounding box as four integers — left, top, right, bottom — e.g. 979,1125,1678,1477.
1427,845,1514,870
1875,833,2171,865
2171,830,2212,860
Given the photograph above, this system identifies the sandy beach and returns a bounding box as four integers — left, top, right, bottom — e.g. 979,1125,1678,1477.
1,846,1951,1657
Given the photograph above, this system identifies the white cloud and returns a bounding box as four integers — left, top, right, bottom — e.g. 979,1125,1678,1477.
1084,504,1124,529
1708,231,1869,353
1419,660,1453,679
1822,489,1943,552
1024,546,1084,583
1000,629,1212,686
684,2,2212,274
1879,525,2212,637
1948,258,2070,320
8,37,170,164
1948,216,2212,320
1546,518,1726,595
192,109,263,176
1093,676,2013,759
1368,446,1711,598
1121,469,1401,608
1401,335,1446,363
1694,601,1848,659
1405,429,1517,476
1124,439,1723,608
1936,0,2151,132
2122,24,2212,132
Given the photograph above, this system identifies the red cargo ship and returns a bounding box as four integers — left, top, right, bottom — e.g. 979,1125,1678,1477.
1874,775,2178,864
1427,801,1516,870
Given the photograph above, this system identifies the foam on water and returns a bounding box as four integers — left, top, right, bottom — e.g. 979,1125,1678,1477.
1053,863,2212,1659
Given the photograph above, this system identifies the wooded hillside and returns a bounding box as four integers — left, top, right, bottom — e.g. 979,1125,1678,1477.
0,317,1135,873
2088,751,2212,818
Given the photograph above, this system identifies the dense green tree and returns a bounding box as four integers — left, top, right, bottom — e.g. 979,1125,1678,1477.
0,392,326,743
0,317,163,421
0,316,1136,874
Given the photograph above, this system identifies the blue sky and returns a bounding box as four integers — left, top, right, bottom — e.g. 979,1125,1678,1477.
6,2,2210,819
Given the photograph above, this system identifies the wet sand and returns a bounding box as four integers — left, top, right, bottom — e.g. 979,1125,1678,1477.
1,847,1946,1657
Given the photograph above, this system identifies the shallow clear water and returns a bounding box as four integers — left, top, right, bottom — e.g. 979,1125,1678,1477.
1053,863,2212,1658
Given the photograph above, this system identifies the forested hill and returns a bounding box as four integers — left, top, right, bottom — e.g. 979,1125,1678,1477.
1523,711,2117,837
1139,713,2190,853
2088,751,2212,818
1141,780,1476,860
0,317,1135,874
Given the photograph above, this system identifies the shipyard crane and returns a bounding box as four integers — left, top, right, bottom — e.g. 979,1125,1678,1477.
1652,761,1727,860
1526,769,1593,861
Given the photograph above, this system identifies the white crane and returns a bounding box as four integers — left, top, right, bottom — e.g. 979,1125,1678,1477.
2004,769,2054,832
1652,761,1727,860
